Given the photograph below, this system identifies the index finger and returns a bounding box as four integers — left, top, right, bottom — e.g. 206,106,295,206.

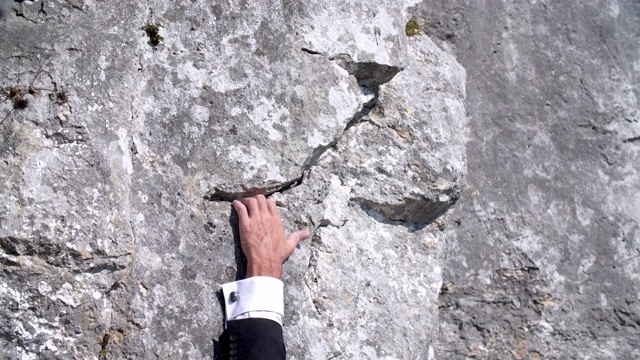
232,200,249,223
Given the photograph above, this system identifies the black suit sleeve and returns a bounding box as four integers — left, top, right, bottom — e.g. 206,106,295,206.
219,318,286,360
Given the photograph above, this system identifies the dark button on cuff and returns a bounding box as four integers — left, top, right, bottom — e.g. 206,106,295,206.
229,342,237,349
230,349,238,355
229,291,239,303
229,334,237,341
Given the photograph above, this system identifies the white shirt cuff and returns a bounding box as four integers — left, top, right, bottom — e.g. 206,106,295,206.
221,276,284,326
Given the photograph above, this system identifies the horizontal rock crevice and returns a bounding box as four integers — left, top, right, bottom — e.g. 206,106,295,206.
204,173,305,202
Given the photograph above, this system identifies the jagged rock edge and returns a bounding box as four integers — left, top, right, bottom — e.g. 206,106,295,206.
0,235,131,272
353,194,460,232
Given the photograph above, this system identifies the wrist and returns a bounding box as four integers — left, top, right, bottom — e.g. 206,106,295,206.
246,261,283,279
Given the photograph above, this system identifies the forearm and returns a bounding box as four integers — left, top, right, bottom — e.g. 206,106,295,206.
246,260,283,279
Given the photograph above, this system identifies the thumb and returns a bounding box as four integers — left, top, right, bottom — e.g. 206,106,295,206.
286,230,310,250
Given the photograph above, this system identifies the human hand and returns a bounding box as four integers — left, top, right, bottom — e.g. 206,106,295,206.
232,195,309,279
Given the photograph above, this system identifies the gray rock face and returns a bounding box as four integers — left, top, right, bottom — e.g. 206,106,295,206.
410,0,640,358
1,1,466,359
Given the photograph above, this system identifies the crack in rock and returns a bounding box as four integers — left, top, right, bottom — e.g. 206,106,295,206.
623,135,640,143
326,50,403,129
206,51,405,203
204,173,305,202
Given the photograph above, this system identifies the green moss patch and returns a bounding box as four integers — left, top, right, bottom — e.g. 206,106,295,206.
405,19,421,37
142,23,164,47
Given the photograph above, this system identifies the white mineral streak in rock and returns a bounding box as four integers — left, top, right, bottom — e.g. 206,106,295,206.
301,2,406,65
322,175,351,227
249,97,288,141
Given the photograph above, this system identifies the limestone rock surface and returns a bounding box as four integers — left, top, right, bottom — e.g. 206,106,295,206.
0,1,466,359
411,0,640,358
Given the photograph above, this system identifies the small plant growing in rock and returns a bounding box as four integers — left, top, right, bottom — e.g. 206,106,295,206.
56,89,68,104
13,97,29,109
0,54,52,125
3,86,29,110
8,86,21,100
405,18,422,37
142,23,164,47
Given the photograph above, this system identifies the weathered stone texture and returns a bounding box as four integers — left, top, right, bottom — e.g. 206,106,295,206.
1,1,466,359
411,0,640,358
